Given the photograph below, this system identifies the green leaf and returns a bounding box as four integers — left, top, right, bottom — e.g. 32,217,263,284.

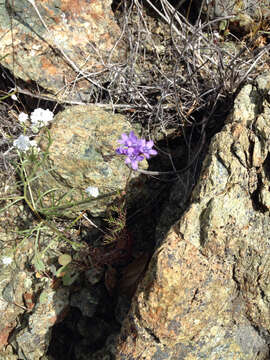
62,271,79,286
58,254,72,266
33,255,45,272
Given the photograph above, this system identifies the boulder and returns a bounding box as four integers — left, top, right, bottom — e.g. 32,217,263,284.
114,74,270,359
33,105,147,218
0,0,125,101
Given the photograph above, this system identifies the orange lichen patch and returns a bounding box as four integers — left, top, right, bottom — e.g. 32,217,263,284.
61,0,85,15
23,292,35,311
87,32,95,42
0,323,16,349
89,0,104,14
90,15,103,23
231,123,245,139
41,58,58,76
100,32,112,43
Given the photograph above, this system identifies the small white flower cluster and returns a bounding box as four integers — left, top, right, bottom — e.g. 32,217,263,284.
13,134,38,152
14,108,54,152
2,256,13,266
85,186,99,198
18,112,28,124
18,108,54,131
30,108,54,129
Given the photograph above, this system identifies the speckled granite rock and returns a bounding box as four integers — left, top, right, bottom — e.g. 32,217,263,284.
0,175,35,352
0,236,70,359
0,265,24,351
0,0,125,101
113,74,270,359
0,178,71,359
11,286,69,360
198,0,270,19
195,0,270,34
34,105,147,218
10,288,69,360
0,345,18,360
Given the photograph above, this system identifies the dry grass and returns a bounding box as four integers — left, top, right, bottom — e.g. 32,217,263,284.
107,0,270,128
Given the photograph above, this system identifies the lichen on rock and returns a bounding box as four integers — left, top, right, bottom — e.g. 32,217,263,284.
114,73,270,359
33,105,147,217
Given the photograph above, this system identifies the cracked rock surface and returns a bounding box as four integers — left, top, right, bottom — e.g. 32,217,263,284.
113,73,270,359
0,0,125,102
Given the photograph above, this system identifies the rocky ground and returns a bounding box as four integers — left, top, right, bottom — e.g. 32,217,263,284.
0,0,270,359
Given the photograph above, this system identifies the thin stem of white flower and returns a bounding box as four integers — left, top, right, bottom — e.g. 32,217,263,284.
22,160,36,211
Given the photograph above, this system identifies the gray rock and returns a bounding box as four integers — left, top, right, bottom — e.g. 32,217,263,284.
0,0,125,101
113,73,270,359
33,105,148,218
11,286,69,360
198,0,270,21
70,286,102,318
195,0,270,35
0,206,73,359
0,262,29,351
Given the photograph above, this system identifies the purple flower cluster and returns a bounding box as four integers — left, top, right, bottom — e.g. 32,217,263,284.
116,131,158,170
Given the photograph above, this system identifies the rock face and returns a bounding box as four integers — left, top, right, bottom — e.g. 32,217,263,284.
199,0,270,20
195,0,270,35
0,0,125,101
34,105,147,217
114,73,270,359
0,231,70,360
11,286,70,360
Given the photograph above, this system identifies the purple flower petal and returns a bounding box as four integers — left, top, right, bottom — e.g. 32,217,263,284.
127,147,135,155
129,131,138,142
145,140,154,148
138,139,146,146
131,160,139,170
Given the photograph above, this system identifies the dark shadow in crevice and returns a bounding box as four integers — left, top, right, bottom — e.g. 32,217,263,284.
0,65,64,114
250,171,268,213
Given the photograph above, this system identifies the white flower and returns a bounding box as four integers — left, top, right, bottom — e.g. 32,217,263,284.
13,135,37,152
11,94,18,101
18,112,29,124
30,108,54,129
85,186,99,197
2,256,13,266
